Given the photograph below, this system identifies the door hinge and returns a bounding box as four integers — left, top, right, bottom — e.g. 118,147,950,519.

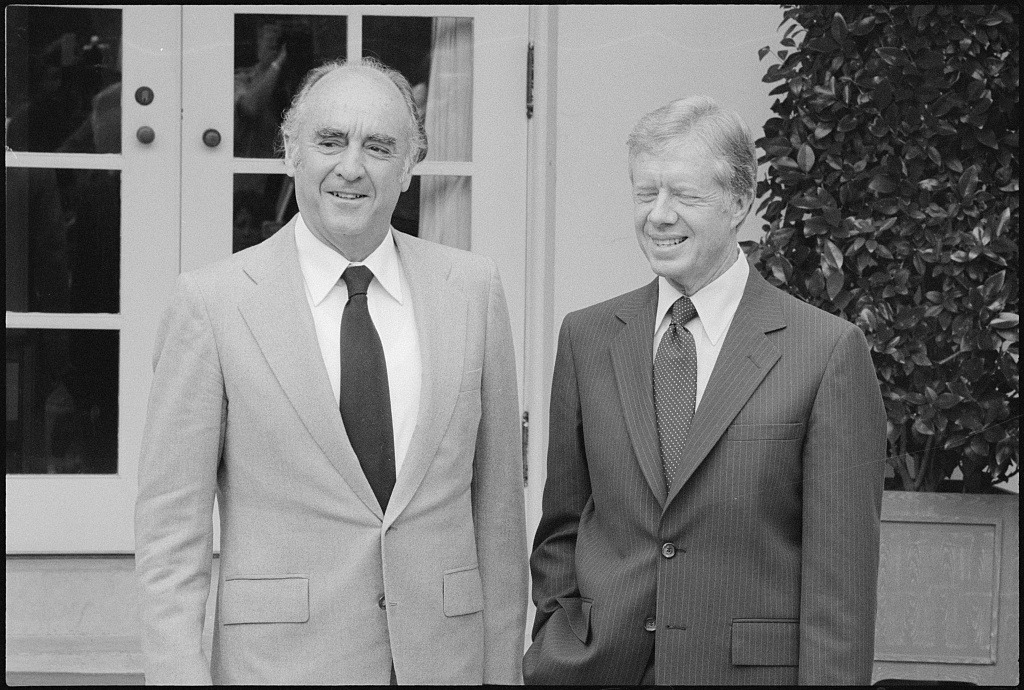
526,42,535,120
522,410,530,485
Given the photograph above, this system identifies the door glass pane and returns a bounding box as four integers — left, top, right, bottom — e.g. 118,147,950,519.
6,328,119,474
6,168,121,313
364,16,473,162
5,6,122,153
232,174,470,252
233,14,348,158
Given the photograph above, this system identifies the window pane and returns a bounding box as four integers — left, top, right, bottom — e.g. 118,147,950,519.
364,16,473,163
233,14,348,158
6,168,121,313
232,174,469,252
5,6,122,153
419,175,471,250
6,329,118,475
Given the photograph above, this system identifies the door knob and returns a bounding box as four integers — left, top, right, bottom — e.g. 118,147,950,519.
134,86,154,105
136,126,155,144
203,129,222,148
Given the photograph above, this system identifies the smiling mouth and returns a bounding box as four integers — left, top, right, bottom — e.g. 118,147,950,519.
651,236,687,247
329,191,368,200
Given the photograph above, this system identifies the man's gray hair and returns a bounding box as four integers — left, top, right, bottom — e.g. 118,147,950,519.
280,56,428,166
626,96,756,206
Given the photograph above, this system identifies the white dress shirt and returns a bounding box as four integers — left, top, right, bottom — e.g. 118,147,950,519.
294,214,422,478
653,247,749,410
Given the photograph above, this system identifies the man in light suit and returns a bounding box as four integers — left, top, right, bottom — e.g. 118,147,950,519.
524,96,886,685
135,58,527,685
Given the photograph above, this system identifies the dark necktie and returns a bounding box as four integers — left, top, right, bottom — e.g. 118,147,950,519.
339,265,396,511
654,296,698,489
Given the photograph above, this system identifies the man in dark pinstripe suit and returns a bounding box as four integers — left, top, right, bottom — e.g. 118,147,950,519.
524,96,886,685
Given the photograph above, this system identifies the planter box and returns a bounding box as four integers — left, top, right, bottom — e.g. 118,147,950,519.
872,491,1019,686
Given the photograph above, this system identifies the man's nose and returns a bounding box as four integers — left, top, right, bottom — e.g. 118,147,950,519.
648,191,677,225
333,147,364,181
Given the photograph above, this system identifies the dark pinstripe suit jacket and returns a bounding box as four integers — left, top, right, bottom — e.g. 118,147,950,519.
524,266,886,685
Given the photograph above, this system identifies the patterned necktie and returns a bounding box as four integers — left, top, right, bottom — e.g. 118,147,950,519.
339,265,396,510
654,295,698,489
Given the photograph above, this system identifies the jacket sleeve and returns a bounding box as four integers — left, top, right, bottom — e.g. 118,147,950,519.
135,273,223,685
472,261,529,684
527,314,592,637
798,323,886,685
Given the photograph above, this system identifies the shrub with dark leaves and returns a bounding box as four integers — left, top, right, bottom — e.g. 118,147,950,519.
751,4,1018,491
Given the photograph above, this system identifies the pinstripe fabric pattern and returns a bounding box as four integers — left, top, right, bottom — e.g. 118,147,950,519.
524,266,886,686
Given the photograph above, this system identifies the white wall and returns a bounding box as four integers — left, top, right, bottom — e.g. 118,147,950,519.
552,5,785,321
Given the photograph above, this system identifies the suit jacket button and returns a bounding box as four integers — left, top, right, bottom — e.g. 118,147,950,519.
644,617,656,632
378,595,387,610
661,542,676,558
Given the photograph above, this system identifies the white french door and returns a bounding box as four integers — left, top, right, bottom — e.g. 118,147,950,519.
6,6,182,553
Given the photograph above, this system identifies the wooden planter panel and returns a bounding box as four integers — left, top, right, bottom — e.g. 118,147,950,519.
872,491,1019,686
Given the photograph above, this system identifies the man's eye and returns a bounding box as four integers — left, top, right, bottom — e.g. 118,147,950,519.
368,145,392,155
635,192,656,202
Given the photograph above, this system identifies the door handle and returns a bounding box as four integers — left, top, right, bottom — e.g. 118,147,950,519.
136,126,155,144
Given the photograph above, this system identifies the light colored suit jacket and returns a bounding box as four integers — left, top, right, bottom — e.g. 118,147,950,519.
524,265,886,685
135,218,527,685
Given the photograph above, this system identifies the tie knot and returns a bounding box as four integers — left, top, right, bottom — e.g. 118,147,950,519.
671,296,697,326
342,265,375,297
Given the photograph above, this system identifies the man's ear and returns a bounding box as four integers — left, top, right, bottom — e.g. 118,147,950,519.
283,137,297,177
401,157,415,193
731,192,754,230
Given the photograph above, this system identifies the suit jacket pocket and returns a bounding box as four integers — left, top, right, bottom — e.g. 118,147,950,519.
556,596,593,644
221,576,309,624
726,423,805,441
731,619,799,666
443,565,484,617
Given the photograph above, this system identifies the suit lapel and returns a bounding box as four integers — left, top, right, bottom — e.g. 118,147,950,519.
383,232,466,527
609,280,667,506
665,268,786,506
236,221,383,519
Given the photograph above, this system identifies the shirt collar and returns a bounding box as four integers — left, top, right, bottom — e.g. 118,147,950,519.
655,246,749,346
294,213,404,307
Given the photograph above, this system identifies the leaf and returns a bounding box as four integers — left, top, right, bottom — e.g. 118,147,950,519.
982,270,1006,298
758,45,771,61
831,12,848,41
876,47,903,65
837,114,859,132
848,15,877,36
822,238,845,270
944,434,968,450
806,269,826,296
869,176,897,194
814,123,834,140
791,194,824,210
826,267,844,300
989,313,1019,330
976,129,999,149
958,165,980,199
914,417,935,436
803,216,832,236
797,143,816,172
